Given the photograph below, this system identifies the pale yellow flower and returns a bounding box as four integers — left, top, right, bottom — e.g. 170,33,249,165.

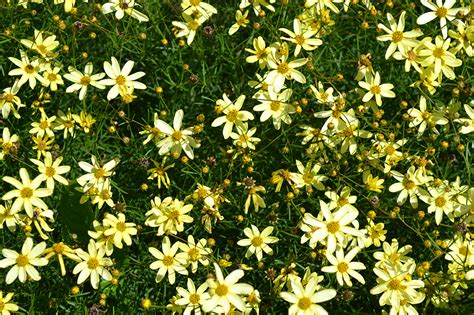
237,225,279,261
103,212,137,249
149,236,188,284
279,19,322,56
212,94,254,139
73,240,113,289
321,246,366,286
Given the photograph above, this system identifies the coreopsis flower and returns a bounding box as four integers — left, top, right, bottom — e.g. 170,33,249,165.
0,127,19,160
393,42,425,73
212,94,254,139
178,235,212,273
102,212,137,249
337,120,373,155
245,36,272,69
90,179,114,209
175,278,211,315
376,11,423,59
300,200,363,253
77,155,119,191
449,21,473,57
313,102,357,134
100,57,146,100
29,110,56,138
145,196,193,236
325,186,358,212
444,235,474,267
8,50,46,89
417,0,464,39
0,291,19,315
147,158,174,189
54,109,76,139
280,274,337,315
149,236,188,285
64,62,106,101
0,202,21,232
418,36,462,79
321,246,366,286
0,237,48,284
88,220,115,256
230,123,261,150
181,0,217,17
172,15,208,45
155,109,200,159
279,19,323,56
27,207,54,240
73,240,113,289
265,52,307,92
310,81,335,104
43,242,81,276
237,225,279,261
20,29,59,59
72,111,96,133
454,103,473,134
2,168,52,218
202,263,254,313
229,10,250,35
373,239,414,270
1,81,24,119
389,166,426,208
240,0,276,15
358,71,395,106
419,187,454,225
31,135,54,159
30,152,69,191
244,184,266,214
253,88,295,130
101,0,149,22
407,96,448,135
17,0,44,8
41,64,63,91
364,220,387,248
290,160,327,193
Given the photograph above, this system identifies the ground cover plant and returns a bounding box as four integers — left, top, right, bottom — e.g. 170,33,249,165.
0,0,473,314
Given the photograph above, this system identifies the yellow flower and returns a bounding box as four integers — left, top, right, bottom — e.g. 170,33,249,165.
53,0,77,13
211,94,254,139
77,155,119,191
253,88,295,130
0,237,48,284
419,36,462,80
245,36,272,69
279,18,323,56
20,29,59,59
147,158,174,189
30,152,70,190
41,64,64,91
44,242,81,276
265,51,307,92
72,111,96,133
54,109,76,139
73,240,113,290
237,225,279,261
0,291,19,315
103,212,137,249
181,0,217,17
64,62,106,101
229,10,250,35
175,278,211,314
321,246,366,287
244,185,266,214
8,50,46,89
90,179,115,209
172,15,207,45
290,160,327,193
358,71,395,106
101,0,149,22
145,196,194,236
1,80,24,119
0,201,21,232
0,127,19,160
363,171,385,193
2,168,52,218
178,235,212,273
364,220,387,248
100,56,146,100
31,134,54,159
417,0,464,39
389,166,426,208
149,236,188,284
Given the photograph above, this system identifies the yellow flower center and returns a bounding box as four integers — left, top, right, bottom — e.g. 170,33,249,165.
39,120,49,130
303,172,313,183
226,109,238,122
87,257,99,269
370,85,381,95
422,111,431,120
45,166,56,177
168,209,180,220
388,278,405,291
190,0,200,6
239,134,249,144
215,283,229,296
277,62,290,74
162,255,174,266
47,73,58,81
20,187,33,199
435,196,446,207
80,76,91,85
458,246,467,256
37,44,48,55
94,168,106,179
337,197,348,207
256,49,267,60
337,262,349,273
332,110,342,118
151,127,161,136
436,7,447,18
295,35,305,45
4,93,15,102
403,179,416,190
270,101,281,111
237,17,248,26
172,130,183,141
327,221,340,234
298,297,311,310
188,248,201,261
16,254,29,267
0,301,5,310
189,293,200,304
25,64,35,74
53,243,65,254
63,120,74,128
433,47,444,58
392,31,404,43
116,222,127,232
251,236,263,247
99,189,110,200
116,75,126,85
188,20,200,31
384,145,395,156
407,50,417,61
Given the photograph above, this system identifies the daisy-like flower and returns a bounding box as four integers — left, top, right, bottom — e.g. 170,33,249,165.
313,102,357,135
88,220,115,256
358,71,395,106
407,96,448,136
389,166,426,208
279,19,323,56
325,186,358,213
30,152,70,191
29,110,56,138
41,64,63,91
449,21,473,57
20,29,59,59
77,155,119,191
321,246,366,287
310,81,335,105
0,291,19,315
300,200,363,253
454,103,473,134
0,237,48,284
418,36,462,79
147,158,175,189
237,225,279,261
1,80,25,119
244,184,266,214
0,202,21,232
43,242,81,276
8,50,46,89
149,236,188,285
172,15,208,45
230,123,260,150
364,220,387,248
245,36,272,69
393,42,425,73
72,111,96,133
2,168,52,218
141,112,164,145
31,134,54,159
178,235,212,273
280,274,337,315
202,263,254,314
417,0,464,39
253,88,295,130
73,240,113,289
155,109,200,159
373,239,414,269
101,0,149,22
102,212,137,249
419,187,454,225
64,62,106,101
266,51,307,92
54,109,76,139
0,127,20,160
17,0,44,9
181,0,217,17
175,278,211,315
90,179,114,209
100,57,146,101
212,94,254,139
290,160,328,193
145,196,194,236
229,10,250,35
376,11,423,59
